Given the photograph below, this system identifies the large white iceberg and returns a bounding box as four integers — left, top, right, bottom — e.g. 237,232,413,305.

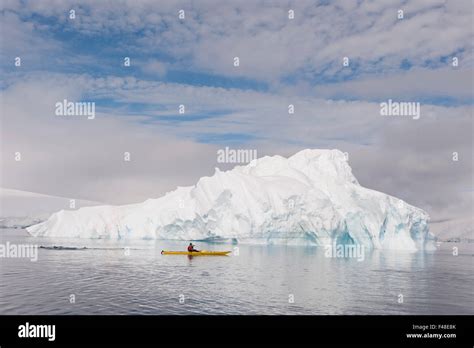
27,149,434,250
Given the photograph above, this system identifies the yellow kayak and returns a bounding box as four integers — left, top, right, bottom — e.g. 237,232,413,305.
161,250,231,256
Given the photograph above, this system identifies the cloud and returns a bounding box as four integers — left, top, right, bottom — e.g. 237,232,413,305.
0,10,61,66
0,74,220,204
140,60,167,77
1,73,472,224
310,66,474,103
2,0,472,88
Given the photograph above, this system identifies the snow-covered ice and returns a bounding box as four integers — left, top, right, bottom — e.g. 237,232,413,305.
27,149,434,250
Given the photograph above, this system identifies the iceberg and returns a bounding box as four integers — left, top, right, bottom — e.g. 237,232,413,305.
27,149,434,250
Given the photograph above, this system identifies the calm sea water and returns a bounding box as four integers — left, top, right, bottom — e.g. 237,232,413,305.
1,228,473,315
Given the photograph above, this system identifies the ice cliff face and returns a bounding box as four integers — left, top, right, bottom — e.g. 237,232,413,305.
27,149,434,250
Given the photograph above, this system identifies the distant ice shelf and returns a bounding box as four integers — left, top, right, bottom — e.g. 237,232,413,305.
27,149,435,250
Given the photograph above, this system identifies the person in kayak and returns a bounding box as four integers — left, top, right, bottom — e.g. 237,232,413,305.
187,243,200,252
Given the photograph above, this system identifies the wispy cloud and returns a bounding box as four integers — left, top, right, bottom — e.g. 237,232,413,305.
2,0,472,98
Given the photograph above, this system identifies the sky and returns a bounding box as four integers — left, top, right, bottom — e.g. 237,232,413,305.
0,0,472,226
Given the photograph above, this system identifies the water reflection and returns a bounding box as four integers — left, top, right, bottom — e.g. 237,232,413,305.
1,229,473,315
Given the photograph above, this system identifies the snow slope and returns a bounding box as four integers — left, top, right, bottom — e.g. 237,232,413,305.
27,149,434,250
0,188,102,228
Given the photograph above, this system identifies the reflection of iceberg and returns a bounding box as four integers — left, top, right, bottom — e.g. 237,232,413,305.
27,149,434,250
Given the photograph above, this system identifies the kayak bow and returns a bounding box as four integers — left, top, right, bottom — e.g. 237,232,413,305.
161,250,231,256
